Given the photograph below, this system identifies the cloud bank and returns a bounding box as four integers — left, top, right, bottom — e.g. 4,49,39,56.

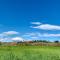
0,31,24,42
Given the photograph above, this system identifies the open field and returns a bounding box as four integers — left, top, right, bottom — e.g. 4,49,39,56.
0,46,60,60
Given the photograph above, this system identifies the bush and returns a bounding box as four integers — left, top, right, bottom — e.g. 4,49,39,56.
54,40,59,43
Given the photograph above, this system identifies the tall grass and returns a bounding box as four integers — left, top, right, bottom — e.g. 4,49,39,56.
0,46,60,60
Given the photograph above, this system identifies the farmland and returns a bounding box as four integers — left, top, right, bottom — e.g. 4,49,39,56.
0,46,60,60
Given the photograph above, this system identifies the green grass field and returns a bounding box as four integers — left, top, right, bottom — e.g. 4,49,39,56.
0,46,60,60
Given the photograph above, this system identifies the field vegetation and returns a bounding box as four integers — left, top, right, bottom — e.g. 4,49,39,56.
0,45,59,60
0,40,59,60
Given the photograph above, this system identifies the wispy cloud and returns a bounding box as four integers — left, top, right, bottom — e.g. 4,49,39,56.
31,22,42,25
3,31,19,35
31,22,60,30
40,33,60,37
23,32,60,37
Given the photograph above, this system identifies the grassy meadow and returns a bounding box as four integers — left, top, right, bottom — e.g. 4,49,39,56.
0,46,60,60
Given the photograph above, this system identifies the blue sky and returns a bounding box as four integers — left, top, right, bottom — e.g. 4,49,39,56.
0,0,60,42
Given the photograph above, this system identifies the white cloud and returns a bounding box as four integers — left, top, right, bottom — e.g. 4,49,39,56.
38,33,60,37
42,33,60,37
3,31,19,35
31,22,42,25
0,37,24,42
31,37,38,38
23,32,60,37
31,22,60,30
11,37,24,41
0,31,24,42
0,37,12,42
26,33,36,36
0,31,19,38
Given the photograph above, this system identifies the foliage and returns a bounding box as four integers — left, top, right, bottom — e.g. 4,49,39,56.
33,40,50,43
54,40,59,43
